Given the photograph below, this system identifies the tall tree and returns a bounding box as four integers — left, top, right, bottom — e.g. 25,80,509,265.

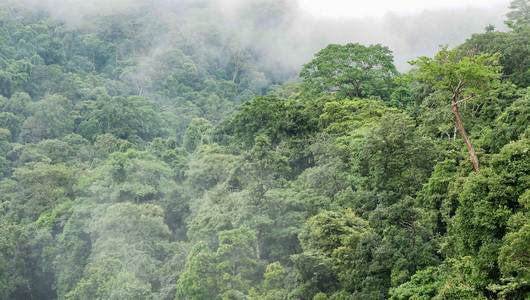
409,47,502,173
506,0,530,29
175,228,259,299
244,135,289,260
299,43,397,100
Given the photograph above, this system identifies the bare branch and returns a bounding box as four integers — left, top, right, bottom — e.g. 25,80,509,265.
453,94,474,106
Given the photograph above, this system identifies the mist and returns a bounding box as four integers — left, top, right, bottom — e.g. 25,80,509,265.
1,0,527,299
17,0,509,77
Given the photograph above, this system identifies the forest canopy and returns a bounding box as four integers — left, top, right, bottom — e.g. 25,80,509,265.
0,0,528,299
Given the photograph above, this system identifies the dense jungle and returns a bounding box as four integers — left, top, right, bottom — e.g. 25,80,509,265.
0,0,528,299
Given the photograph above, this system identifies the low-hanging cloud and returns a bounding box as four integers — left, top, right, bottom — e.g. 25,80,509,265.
19,0,510,77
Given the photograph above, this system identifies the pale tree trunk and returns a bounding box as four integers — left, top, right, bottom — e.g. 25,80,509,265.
255,162,264,260
232,68,239,83
450,78,480,174
256,216,262,260
115,36,119,67
92,47,96,71
452,102,480,173
115,35,119,80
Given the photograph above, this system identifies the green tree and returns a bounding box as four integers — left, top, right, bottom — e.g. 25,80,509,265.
294,209,390,299
506,0,530,29
459,25,529,88
258,187,307,263
183,118,212,152
82,34,107,72
487,89,530,152
300,43,397,100
448,139,529,294
1,92,31,118
244,135,289,260
0,59,31,98
416,159,458,237
176,228,259,300
249,262,287,299
409,47,502,173
52,202,93,299
489,191,530,298
21,94,74,143
228,95,290,149
184,147,240,197
77,95,164,142
175,242,218,300
320,98,399,136
432,257,488,300
0,215,31,300
86,148,177,204
106,272,152,300
0,129,10,179
27,65,80,101
68,202,171,299
360,113,436,198
389,267,442,300
0,162,77,220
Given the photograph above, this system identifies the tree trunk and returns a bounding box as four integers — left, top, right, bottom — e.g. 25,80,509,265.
115,36,119,66
255,226,262,260
92,47,96,71
115,35,119,80
232,68,239,83
255,197,263,260
452,103,480,173
256,163,264,260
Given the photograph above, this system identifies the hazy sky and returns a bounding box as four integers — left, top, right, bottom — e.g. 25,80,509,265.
290,0,511,71
299,0,510,19
24,0,513,74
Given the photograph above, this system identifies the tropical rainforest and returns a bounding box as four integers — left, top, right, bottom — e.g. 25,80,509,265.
0,0,528,299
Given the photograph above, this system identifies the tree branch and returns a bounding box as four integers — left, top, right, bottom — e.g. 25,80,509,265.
454,78,463,95
453,94,474,106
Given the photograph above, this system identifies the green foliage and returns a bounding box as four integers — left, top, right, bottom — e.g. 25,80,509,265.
183,118,212,152
175,242,218,300
361,113,435,197
432,258,488,300
409,47,502,99
228,95,290,149
389,267,442,300
176,228,260,300
0,2,527,299
21,94,74,143
0,215,30,299
249,262,287,299
505,0,530,30
294,209,390,299
320,98,399,135
76,95,165,142
408,46,503,173
416,159,458,236
52,202,93,299
185,149,240,196
487,88,530,152
106,272,153,300
1,162,77,220
490,192,530,298
27,65,80,101
445,138,530,294
86,148,178,204
67,202,171,299
407,46,503,141
459,28,530,87
300,43,397,100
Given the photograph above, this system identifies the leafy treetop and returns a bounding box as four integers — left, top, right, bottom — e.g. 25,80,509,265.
299,43,397,100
